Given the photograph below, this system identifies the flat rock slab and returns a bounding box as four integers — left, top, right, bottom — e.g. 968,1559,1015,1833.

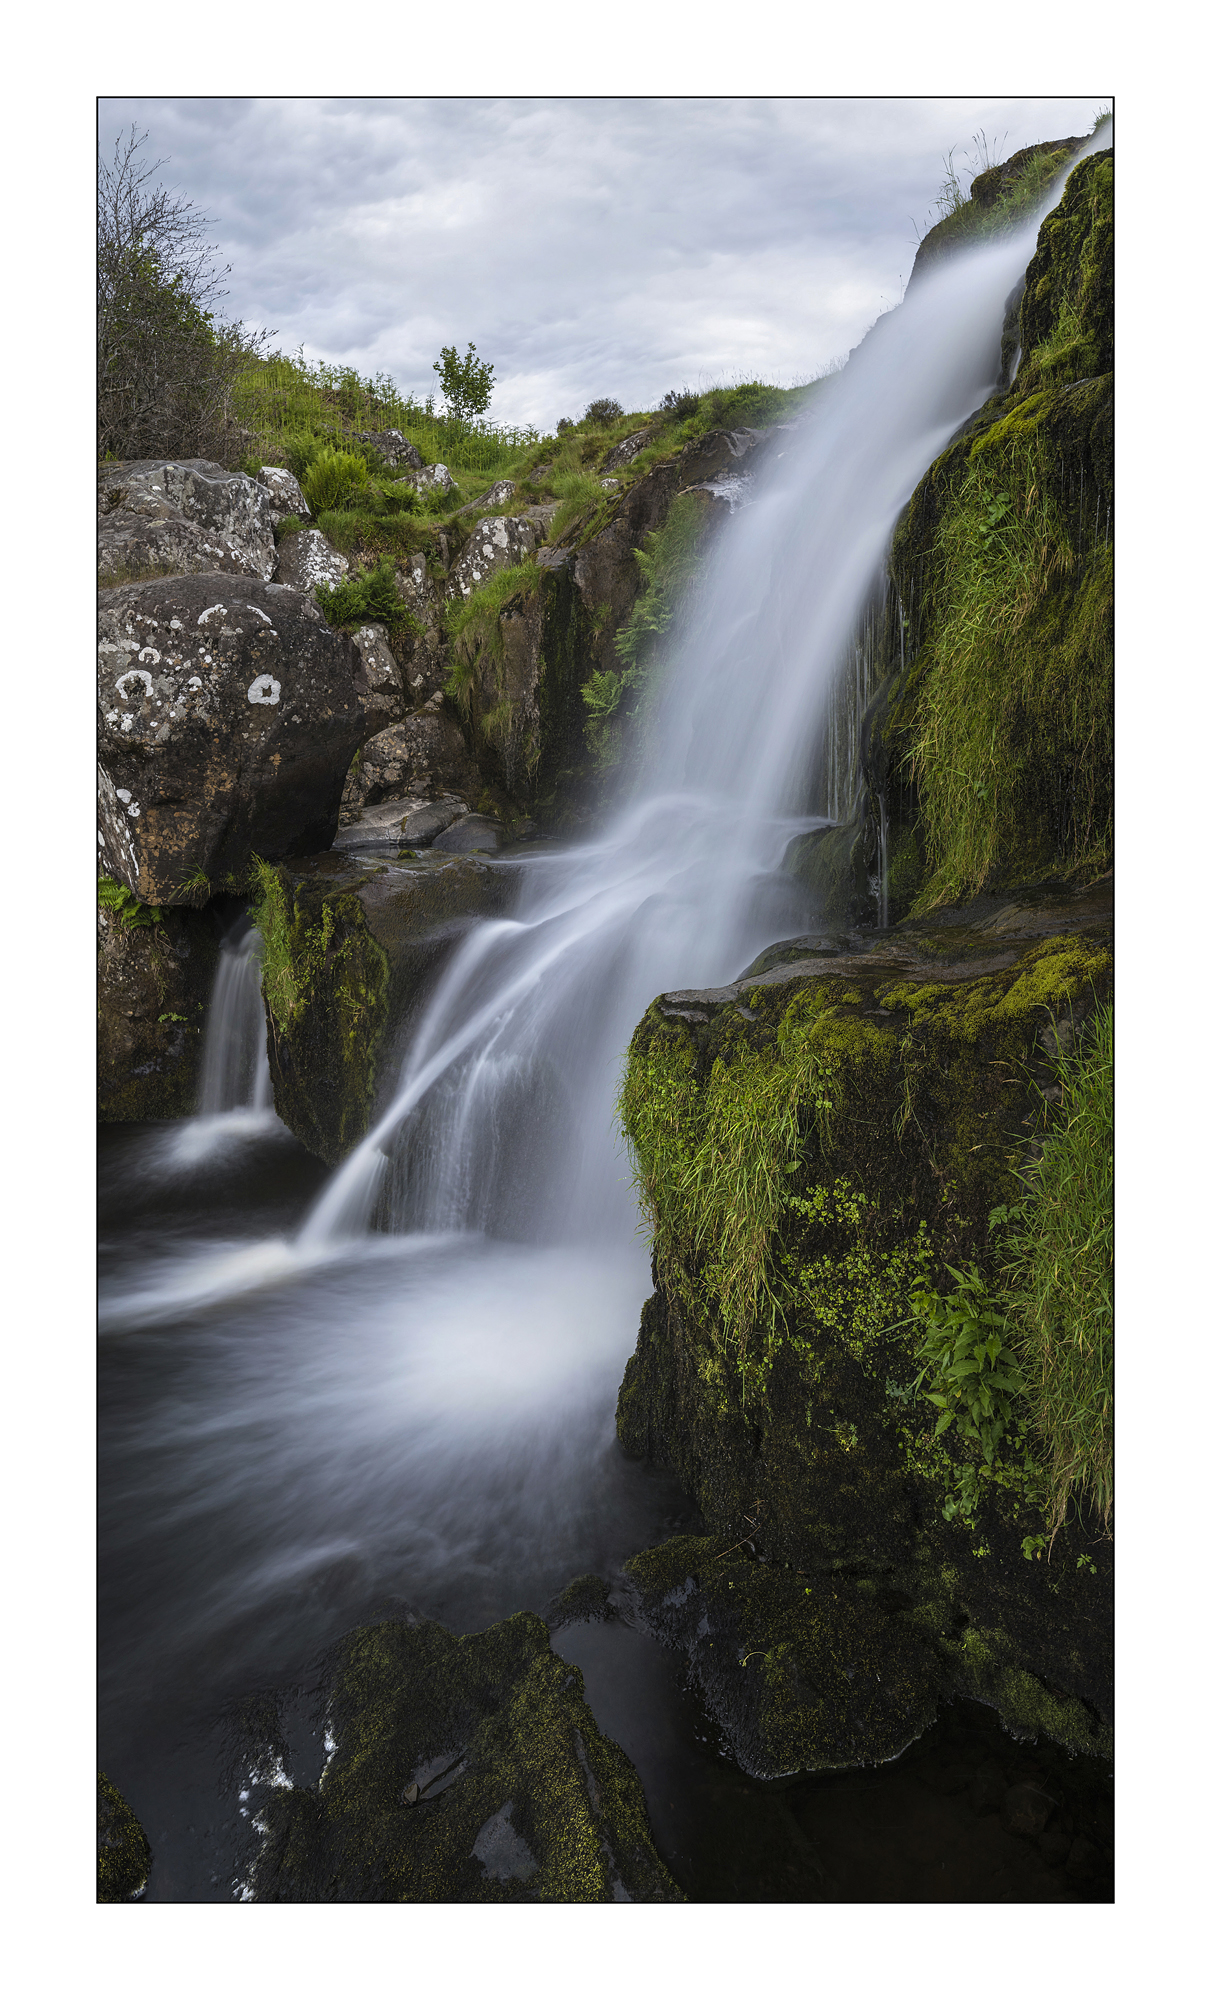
98,574,370,903
240,1611,681,1901
431,812,506,853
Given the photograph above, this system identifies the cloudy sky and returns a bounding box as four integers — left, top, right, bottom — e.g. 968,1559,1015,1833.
100,96,1106,431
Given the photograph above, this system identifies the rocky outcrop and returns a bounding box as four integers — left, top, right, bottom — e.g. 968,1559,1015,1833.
340,696,479,823
615,882,1113,1772
252,848,518,1162
238,1611,680,1902
350,621,408,732
449,514,541,601
97,894,223,1120
254,464,310,523
350,428,424,470
97,459,278,584
98,574,373,903
274,527,349,597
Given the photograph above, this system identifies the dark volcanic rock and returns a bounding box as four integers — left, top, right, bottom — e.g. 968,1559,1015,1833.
98,574,371,903
97,898,223,1120
240,1612,681,1902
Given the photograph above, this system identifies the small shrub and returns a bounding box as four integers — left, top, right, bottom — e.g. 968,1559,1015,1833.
659,387,700,420
302,446,370,515
583,398,623,426
556,417,574,435
315,555,419,639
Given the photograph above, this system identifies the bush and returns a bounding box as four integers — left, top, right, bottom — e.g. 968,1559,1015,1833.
98,126,268,464
301,446,370,514
556,418,574,436
315,556,419,638
583,398,623,426
659,387,700,420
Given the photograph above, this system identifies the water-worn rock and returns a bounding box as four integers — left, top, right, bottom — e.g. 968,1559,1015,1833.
450,514,540,601
331,796,469,850
98,1772,151,1901
253,849,518,1162
340,698,479,822
274,527,349,597
98,458,278,584
97,897,223,1120
98,574,371,903
255,464,310,522
239,1612,680,1902
431,812,506,853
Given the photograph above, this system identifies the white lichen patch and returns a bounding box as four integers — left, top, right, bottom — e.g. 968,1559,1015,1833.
248,675,282,706
197,604,228,626
116,669,153,701
138,646,161,665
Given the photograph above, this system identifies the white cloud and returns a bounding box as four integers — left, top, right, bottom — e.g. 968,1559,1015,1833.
99,96,1106,428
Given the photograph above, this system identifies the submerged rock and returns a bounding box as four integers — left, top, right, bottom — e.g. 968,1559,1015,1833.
97,573,371,903
241,1612,681,1902
97,1772,151,1902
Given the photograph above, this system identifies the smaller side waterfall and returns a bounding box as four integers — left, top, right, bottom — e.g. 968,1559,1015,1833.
197,923,272,1117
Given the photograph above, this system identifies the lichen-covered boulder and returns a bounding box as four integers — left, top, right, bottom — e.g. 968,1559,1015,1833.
340,696,479,824
450,514,540,601
98,574,371,904
97,894,221,1120
98,1772,151,1901
240,1612,681,1902
350,428,424,470
97,458,277,584
251,848,518,1162
274,527,349,597
255,464,310,522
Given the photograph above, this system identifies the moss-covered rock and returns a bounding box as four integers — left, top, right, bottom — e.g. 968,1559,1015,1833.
615,887,1112,1771
251,848,519,1163
244,1612,681,1902
97,1771,151,1901
97,891,224,1120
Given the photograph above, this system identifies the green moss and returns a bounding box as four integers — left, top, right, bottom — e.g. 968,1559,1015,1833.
247,1613,681,1902
97,1772,151,1901
249,858,391,1164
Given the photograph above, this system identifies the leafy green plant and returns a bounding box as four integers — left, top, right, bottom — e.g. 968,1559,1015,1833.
433,341,495,428
907,1263,1028,1466
98,875,162,928
302,446,369,515
315,555,420,639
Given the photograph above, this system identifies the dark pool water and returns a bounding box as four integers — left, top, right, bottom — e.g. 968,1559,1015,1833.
98,1120,1111,1904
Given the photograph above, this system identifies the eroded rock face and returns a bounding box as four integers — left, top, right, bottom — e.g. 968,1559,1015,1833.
351,622,406,730
98,574,371,903
274,528,349,597
238,1612,680,1902
340,697,478,823
97,459,277,584
450,514,539,600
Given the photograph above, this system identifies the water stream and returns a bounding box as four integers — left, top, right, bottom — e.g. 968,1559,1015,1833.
99,148,1107,1900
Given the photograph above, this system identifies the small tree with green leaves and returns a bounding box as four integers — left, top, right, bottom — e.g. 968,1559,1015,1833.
432,342,495,434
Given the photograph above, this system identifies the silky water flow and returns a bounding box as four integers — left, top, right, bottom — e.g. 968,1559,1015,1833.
98,155,1104,1899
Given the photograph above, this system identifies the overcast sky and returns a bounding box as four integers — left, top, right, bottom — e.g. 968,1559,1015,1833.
100,96,1106,430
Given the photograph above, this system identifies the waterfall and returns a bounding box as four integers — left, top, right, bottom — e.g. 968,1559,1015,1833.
304,203,1092,1253
197,922,272,1118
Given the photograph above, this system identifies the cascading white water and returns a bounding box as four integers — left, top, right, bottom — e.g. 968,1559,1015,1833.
305,183,1100,1255
197,924,273,1118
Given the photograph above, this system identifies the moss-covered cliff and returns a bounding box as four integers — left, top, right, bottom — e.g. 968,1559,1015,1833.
615,881,1112,1774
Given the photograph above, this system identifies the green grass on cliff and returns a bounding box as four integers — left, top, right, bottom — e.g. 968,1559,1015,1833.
1000,1002,1113,1536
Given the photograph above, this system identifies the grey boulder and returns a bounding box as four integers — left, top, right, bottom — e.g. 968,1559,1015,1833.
274,528,350,597
98,458,278,584
255,465,311,522
450,515,540,601
98,573,371,903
